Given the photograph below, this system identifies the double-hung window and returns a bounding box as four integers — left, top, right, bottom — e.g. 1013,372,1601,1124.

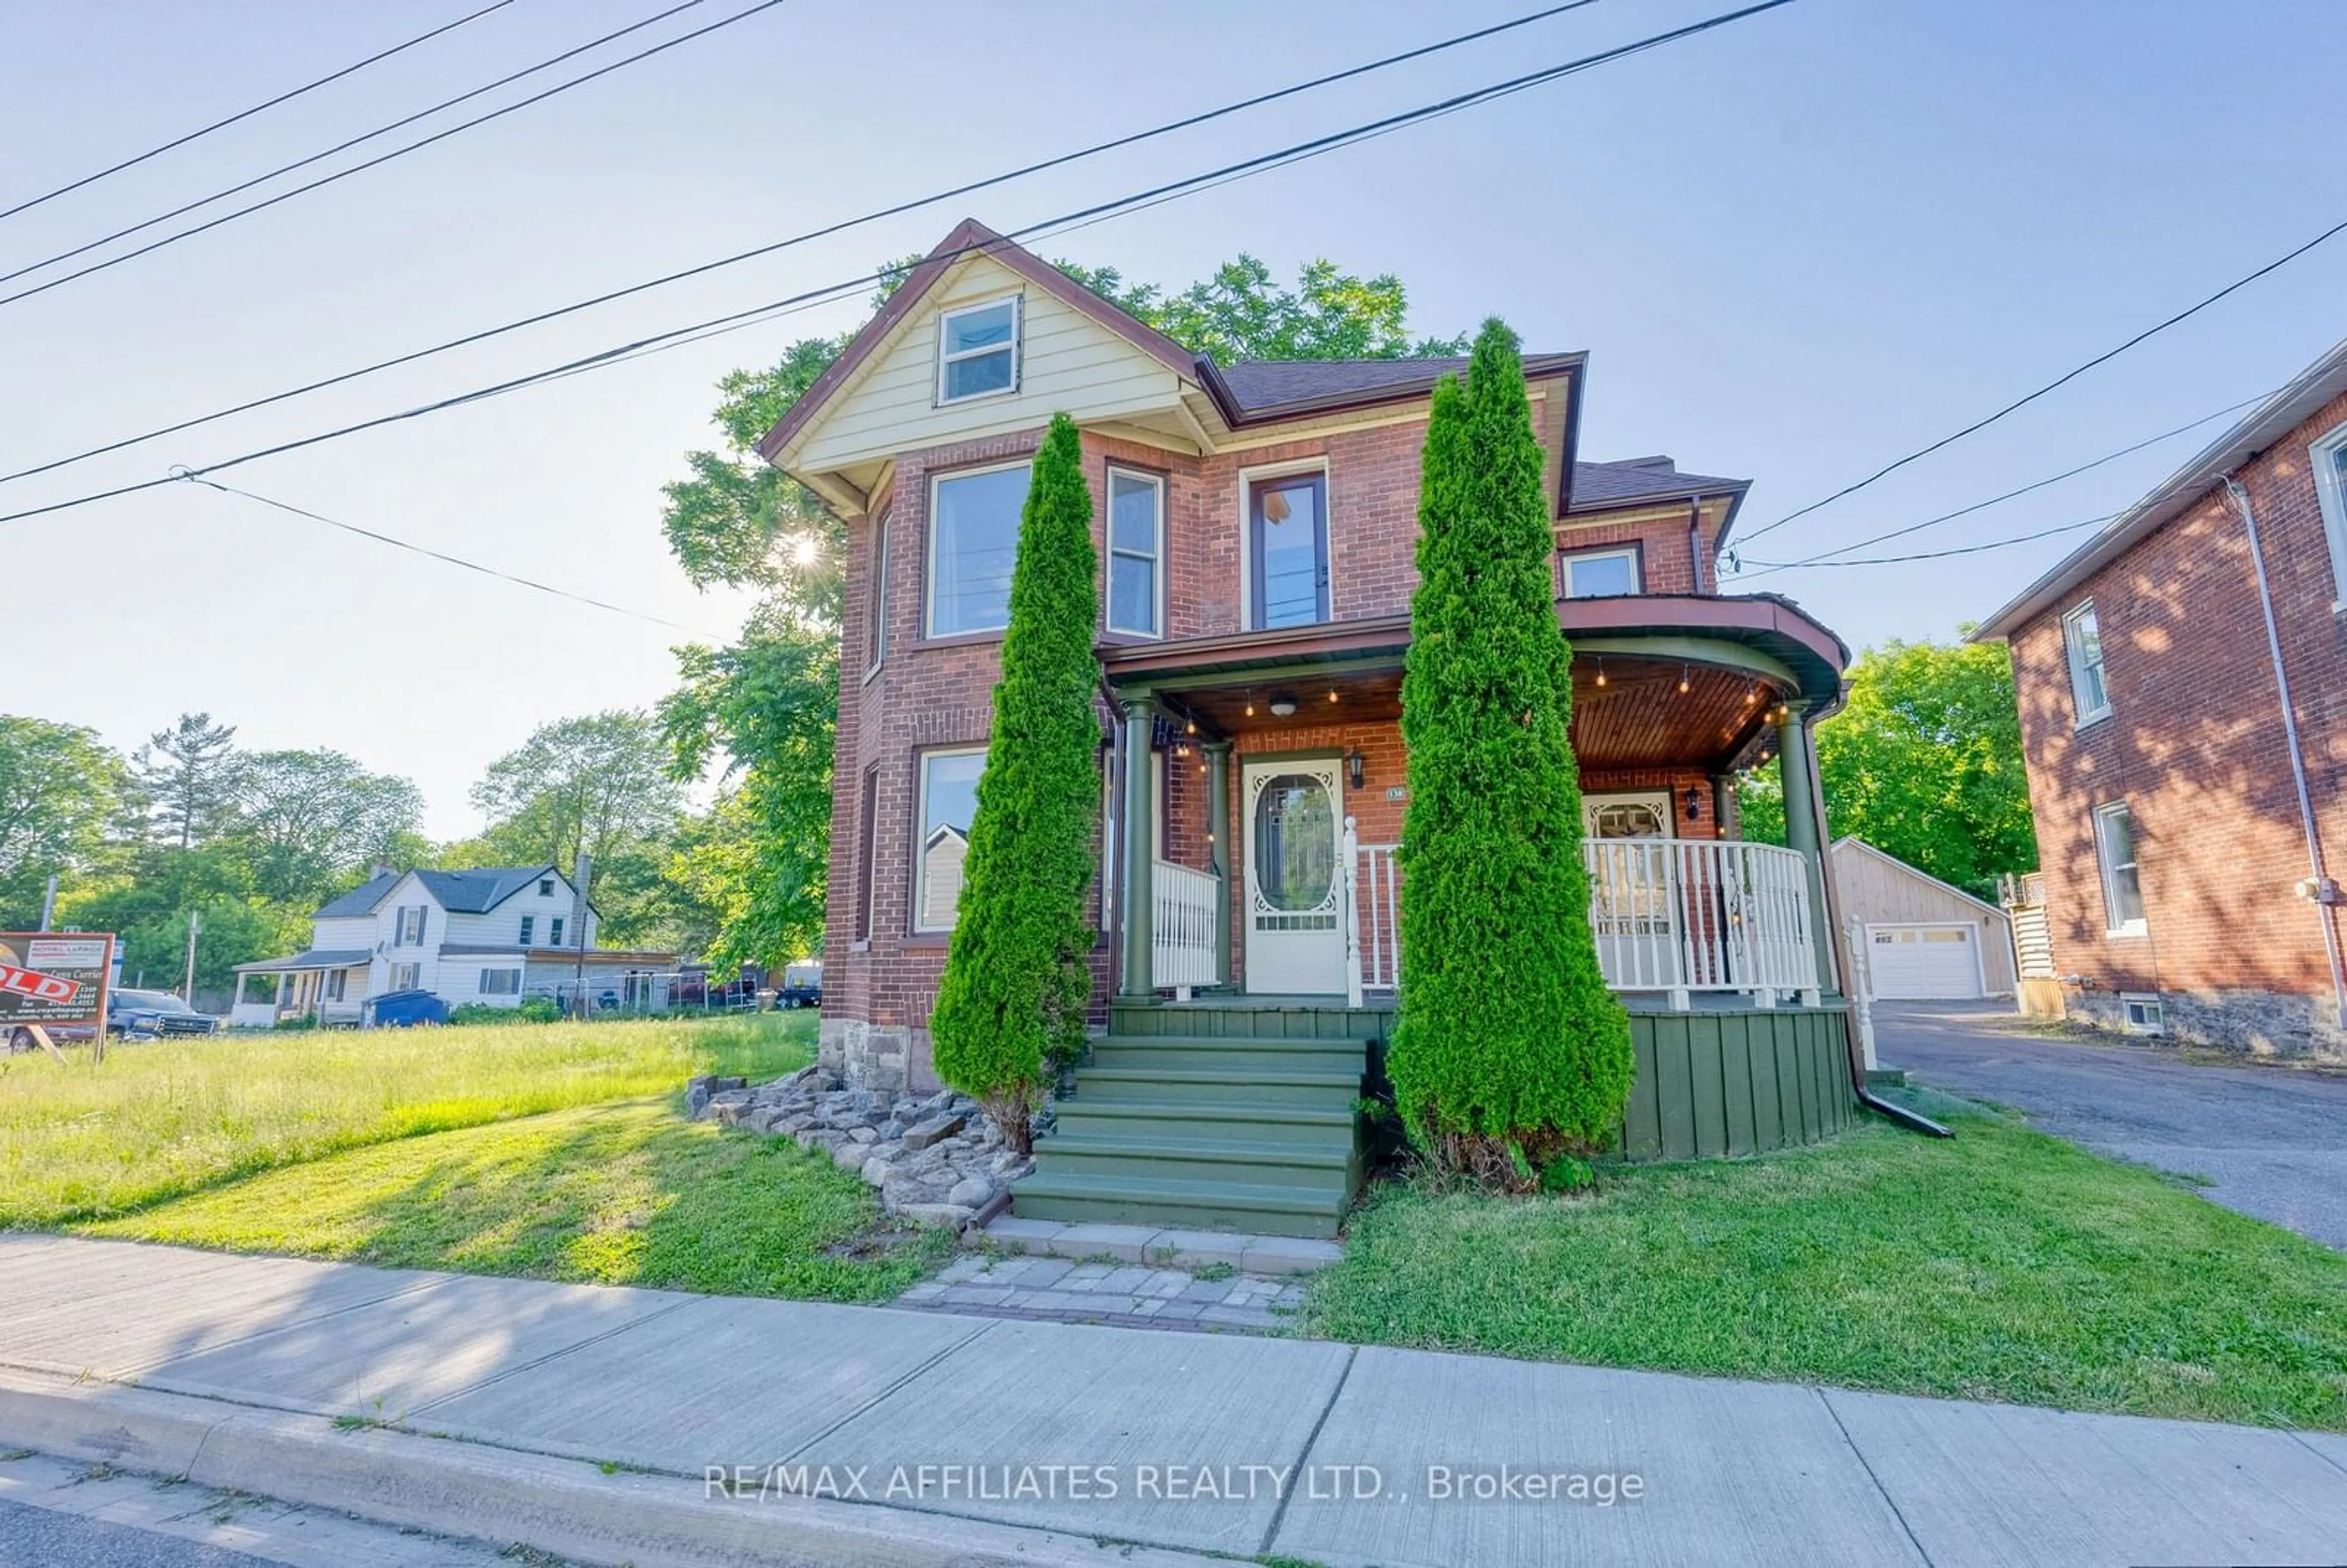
537,878,554,896
1560,544,1642,599
937,296,1019,403
2062,600,2111,726
1248,470,1329,629
2093,800,2146,936
479,969,521,996
395,905,427,946
927,463,1030,636
389,962,419,991
549,917,565,947
915,749,986,933
2313,420,2347,603
518,915,535,945
1106,467,1164,637
854,764,881,942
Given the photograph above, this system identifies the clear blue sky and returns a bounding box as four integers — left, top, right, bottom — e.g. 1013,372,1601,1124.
4,0,2341,837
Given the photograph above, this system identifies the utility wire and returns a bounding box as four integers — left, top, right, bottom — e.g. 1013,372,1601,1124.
0,0,520,224
0,0,1798,529
1736,214,2347,548
1725,386,2273,577
1740,511,2117,571
178,473,699,631
0,0,790,307
0,0,1618,489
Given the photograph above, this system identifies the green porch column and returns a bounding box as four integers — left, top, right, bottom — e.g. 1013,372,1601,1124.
1205,739,1233,987
1774,700,1837,998
1710,774,1737,838
1118,695,1155,999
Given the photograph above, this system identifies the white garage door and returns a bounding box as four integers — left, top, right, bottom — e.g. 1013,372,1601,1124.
1867,925,1981,999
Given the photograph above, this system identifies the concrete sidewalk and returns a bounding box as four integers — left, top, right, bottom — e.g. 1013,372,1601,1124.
3,1236,2345,1567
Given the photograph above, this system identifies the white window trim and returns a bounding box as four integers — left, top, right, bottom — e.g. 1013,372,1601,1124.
1104,465,1167,638
2093,800,2147,937
1582,790,1675,840
1236,458,1331,632
1561,544,1643,599
936,293,1021,406
2062,600,2113,729
2120,992,2166,1036
925,459,1032,640
914,746,988,934
864,507,892,680
388,962,420,992
2310,419,2347,612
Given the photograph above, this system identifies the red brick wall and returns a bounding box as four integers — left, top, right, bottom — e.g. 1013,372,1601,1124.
1554,501,1733,596
2008,389,2347,1022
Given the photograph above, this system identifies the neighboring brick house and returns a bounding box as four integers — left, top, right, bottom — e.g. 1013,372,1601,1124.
762,219,1857,1233
1974,339,2347,1059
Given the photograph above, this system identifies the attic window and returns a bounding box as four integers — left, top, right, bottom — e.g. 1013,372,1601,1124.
938,296,1019,403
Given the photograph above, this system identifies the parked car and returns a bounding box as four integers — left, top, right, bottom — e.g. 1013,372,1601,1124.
776,961,822,1010
108,988,221,1039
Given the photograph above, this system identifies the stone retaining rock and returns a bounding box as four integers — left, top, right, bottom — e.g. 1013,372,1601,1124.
686,1068,1034,1233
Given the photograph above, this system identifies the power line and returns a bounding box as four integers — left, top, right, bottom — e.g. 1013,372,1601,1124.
178,473,700,631
0,0,790,308
1740,510,2117,571
1725,386,2272,577
0,0,1797,530
0,0,520,224
0,0,1620,490
1735,213,2347,548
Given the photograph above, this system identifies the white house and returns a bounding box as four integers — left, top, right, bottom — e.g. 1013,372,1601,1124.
229,866,675,1026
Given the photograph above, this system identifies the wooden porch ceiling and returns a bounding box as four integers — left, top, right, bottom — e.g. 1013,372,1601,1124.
1144,655,1781,771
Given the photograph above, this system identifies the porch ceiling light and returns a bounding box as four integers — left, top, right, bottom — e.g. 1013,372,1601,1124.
1269,695,1298,717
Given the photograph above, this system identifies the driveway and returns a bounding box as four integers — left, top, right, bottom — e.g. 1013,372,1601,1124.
1874,1002,2347,1250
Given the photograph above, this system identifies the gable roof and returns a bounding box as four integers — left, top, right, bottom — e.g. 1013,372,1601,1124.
757,218,1197,464
315,866,570,920
1830,836,2008,921
1972,335,2347,640
1570,455,1749,512
757,218,1588,470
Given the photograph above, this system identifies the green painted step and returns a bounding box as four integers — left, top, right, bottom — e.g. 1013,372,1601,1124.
1049,1099,1357,1152
1088,1035,1369,1073
1037,1131,1352,1192
1070,1065,1360,1108
1010,1170,1349,1240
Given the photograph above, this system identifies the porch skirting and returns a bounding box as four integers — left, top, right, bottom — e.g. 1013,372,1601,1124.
1618,1006,1854,1160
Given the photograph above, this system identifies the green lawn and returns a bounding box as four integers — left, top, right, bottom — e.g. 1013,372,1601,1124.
0,1012,809,1226
1303,1095,2347,1430
86,1096,947,1302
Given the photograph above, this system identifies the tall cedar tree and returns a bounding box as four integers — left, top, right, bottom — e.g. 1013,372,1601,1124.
1392,320,1633,1185
930,416,1101,1154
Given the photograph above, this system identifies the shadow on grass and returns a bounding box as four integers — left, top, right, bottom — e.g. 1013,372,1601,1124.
85,1095,951,1305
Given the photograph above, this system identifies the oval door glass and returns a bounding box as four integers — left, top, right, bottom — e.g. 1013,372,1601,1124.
1253,774,1335,911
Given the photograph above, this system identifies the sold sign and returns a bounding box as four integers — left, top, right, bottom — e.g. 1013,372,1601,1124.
0,965,79,1005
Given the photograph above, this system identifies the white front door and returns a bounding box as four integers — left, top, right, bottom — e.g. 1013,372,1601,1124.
1582,791,1682,990
1242,758,1345,994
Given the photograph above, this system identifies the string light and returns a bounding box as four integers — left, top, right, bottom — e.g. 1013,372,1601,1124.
1677,664,1691,695
1328,689,1340,704
1593,658,1607,688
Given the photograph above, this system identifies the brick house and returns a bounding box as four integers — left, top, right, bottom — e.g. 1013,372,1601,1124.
1974,338,2347,1059
762,219,1860,1234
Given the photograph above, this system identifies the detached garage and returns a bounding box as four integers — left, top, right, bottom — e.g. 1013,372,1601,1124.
1829,837,2018,1000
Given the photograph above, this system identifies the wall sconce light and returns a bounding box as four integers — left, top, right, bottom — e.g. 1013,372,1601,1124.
1269,695,1298,717
1346,750,1367,791
1683,785,1703,820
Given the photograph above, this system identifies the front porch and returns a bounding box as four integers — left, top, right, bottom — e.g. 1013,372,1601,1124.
1010,594,1857,1237
229,952,369,1028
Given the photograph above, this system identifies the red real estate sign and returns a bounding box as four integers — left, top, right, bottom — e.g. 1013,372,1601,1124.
0,934,114,1027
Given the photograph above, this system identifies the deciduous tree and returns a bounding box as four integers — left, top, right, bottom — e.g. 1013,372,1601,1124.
0,716,130,928
1391,321,1632,1187
233,749,425,907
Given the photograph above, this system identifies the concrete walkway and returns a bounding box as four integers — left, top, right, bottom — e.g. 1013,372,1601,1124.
4,1236,2346,1567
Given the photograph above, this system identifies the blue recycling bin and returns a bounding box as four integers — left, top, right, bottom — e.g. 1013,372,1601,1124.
364,989,449,1028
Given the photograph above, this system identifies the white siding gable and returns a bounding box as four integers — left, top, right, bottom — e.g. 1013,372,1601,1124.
790,255,1188,475
310,915,379,953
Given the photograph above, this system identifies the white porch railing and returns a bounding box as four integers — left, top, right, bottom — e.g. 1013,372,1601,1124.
1151,857,1219,994
1345,832,1824,1009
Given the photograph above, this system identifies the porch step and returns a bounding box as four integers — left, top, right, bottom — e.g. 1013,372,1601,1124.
1068,1065,1361,1108
1087,1035,1367,1073
1008,1170,1351,1241
1015,1022,1375,1240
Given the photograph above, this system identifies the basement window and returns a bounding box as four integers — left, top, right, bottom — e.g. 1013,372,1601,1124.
2120,993,2165,1036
